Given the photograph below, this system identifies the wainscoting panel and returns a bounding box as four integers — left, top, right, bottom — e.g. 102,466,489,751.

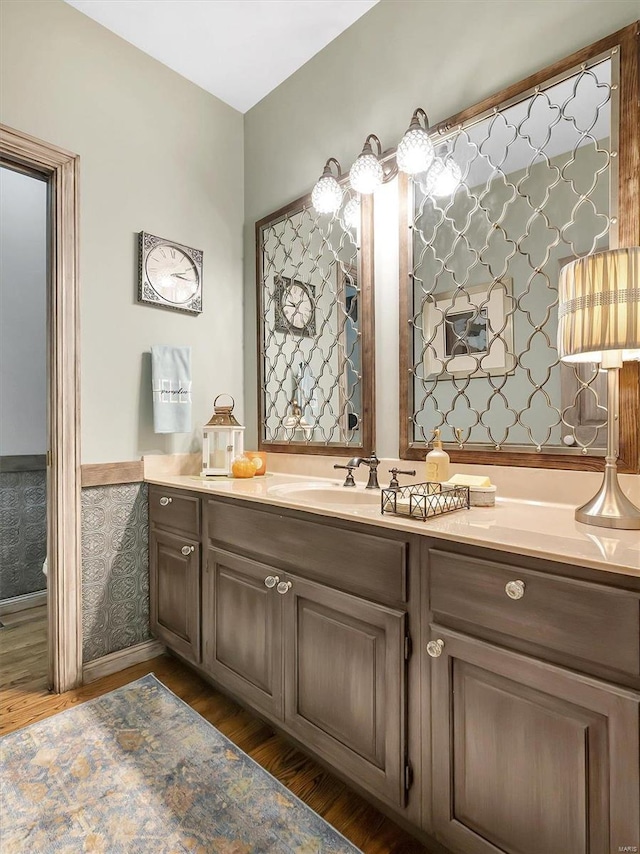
81,483,150,663
0,470,47,600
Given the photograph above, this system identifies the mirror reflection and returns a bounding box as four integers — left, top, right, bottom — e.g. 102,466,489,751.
258,188,366,447
409,56,613,452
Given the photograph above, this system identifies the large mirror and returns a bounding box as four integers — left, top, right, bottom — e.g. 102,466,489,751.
399,46,637,468
256,186,374,453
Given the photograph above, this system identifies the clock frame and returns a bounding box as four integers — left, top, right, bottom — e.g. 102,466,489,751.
138,231,203,315
274,275,316,337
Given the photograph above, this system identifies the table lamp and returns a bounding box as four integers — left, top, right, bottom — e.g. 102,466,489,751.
558,247,640,529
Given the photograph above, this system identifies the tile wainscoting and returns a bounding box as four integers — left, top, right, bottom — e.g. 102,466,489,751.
81,482,151,663
0,469,47,601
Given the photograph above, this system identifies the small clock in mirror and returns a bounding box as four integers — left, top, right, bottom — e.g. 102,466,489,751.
274,275,316,337
138,232,203,314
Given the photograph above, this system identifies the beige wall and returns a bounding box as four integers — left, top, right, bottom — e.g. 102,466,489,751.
243,0,639,454
1,0,244,464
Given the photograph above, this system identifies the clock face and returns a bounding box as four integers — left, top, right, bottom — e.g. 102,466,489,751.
282,283,313,330
145,243,199,305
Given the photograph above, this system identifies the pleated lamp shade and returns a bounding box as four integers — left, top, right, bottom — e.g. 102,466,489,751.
558,247,640,363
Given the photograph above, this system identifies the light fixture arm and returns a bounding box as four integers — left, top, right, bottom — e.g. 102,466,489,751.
360,134,383,157
408,108,430,132
321,157,342,180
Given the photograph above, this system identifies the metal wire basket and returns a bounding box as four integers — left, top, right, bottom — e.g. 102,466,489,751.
381,481,470,521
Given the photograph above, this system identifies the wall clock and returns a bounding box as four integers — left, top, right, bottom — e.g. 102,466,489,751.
138,232,203,314
274,275,316,337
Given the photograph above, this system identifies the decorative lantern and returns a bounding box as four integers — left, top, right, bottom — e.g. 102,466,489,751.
202,394,244,477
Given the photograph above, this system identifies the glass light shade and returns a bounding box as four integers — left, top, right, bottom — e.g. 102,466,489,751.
431,157,462,197
417,158,445,195
397,126,435,175
343,196,360,230
558,247,640,364
349,153,383,194
311,175,342,215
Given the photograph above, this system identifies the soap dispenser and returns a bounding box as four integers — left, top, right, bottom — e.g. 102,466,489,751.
426,429,450,482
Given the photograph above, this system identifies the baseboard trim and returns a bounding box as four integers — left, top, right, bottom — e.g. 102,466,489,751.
0,590,47,615
82,638,166,683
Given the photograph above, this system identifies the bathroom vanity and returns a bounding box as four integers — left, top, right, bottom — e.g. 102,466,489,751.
147,474,640,854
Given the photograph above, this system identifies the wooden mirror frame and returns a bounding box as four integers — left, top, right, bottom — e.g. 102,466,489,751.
399,22,639,472
256,189,375,456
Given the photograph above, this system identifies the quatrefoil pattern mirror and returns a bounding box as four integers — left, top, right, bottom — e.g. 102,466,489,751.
256,189,374,453
400,45,636,467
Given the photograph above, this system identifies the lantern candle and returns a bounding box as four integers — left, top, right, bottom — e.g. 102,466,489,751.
201,394,245,477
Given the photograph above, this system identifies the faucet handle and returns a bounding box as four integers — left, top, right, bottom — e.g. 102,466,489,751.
334,464,356,487
388,467,417,490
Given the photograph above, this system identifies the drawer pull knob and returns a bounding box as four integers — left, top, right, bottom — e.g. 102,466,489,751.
159,496,172,506
181,545,194,556
505,580,526,600
277,581,292,595
264,575,279,589
426,639,444,658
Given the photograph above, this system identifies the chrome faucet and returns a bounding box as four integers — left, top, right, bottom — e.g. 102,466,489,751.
347,452,380,489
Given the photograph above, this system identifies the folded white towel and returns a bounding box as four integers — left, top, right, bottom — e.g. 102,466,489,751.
151,345,192,434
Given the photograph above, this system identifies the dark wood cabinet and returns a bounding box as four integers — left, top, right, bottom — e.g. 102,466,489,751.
283,575,408,808
203,548,283,719
149,489,640,854
429,625,640,854
149,528,200,664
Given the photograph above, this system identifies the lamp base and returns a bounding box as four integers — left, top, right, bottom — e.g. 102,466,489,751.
576,461,640,530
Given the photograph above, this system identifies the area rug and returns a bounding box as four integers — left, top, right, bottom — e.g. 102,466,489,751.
0,674,361,853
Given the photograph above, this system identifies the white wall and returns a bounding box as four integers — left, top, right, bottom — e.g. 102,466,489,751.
243,0,639,455
0,0,245,463
0,168,48,456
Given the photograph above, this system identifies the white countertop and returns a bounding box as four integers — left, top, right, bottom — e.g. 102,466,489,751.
145,471,640,579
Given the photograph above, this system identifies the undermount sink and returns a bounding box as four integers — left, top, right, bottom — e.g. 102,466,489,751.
267,481,381,507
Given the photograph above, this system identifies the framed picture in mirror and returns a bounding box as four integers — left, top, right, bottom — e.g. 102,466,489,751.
422,280,514,378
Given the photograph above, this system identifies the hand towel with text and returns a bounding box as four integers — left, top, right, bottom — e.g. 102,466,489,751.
151,345,192,433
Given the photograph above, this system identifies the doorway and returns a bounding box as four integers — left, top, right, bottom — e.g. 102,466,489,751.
0,165,49,695
0,125,81,695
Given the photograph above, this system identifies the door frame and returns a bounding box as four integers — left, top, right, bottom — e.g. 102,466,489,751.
1,124,82,693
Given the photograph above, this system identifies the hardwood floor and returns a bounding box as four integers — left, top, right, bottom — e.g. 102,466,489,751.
0,646,429,853
0,603,49,718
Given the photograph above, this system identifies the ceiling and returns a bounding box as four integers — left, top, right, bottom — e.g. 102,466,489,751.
64,0,378,113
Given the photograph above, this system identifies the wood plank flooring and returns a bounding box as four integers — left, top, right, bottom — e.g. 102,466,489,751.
0,628,429,853
0,603,49,717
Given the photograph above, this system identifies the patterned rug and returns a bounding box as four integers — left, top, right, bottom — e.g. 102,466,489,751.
0,674,361,853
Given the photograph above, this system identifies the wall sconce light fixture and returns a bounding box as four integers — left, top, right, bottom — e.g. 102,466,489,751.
310,157,343,215
311,107,461,216
349,134,385,194
430,144,462,197
342,196,361,230
397,108,435,175
558,247,640,529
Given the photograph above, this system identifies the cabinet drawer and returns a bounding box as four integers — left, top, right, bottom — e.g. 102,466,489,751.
149,486,200,535
429,549,640,678
206,499,407,604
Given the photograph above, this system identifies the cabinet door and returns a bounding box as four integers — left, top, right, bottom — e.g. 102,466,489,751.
203,549,283,719
429,625,640,854
149,528,200,663
283,575,407,808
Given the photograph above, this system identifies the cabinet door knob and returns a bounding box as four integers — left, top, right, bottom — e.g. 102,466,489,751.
505,580,525,600
426,639,444,658
181,545,194,555
159,496,172,506
276,580,292,595
264,575,279,589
